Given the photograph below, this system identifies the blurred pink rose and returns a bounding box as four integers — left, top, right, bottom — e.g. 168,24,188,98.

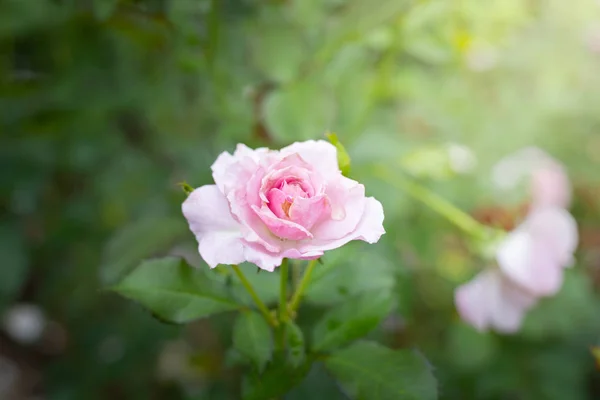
455,270,536,333
496,207,578,296
182,140,385,271
456,148,578,333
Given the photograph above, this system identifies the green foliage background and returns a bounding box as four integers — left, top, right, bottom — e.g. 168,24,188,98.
2,0,600,399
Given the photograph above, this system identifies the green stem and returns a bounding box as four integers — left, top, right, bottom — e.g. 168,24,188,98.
277,259,289,350
289,259,318,314
374,166,488,239
279,259,289,323
232,265,277,327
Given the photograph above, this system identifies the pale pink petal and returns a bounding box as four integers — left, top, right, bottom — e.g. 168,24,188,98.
280,140,340,179
455,273,490,331
288,194,331,230
525,208,578,268
298,197,385,253
211,144,269,193
531,160,571,209
182,185,245,268
455,270,537,333
496,228,564,296
492,274,537,332
242,244,284,272
311,177,366,240
252,205,312,240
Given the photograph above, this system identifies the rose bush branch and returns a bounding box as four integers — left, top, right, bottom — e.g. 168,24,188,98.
288,259,318,316
232,264,278,327
374,165,490,240
110,139,439,399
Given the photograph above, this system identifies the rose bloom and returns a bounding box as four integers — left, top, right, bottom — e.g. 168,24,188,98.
456,148,578,333
182,140,385,271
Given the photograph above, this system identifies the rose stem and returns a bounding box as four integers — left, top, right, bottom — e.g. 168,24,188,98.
232,264,278,327
374,165,489,239
277,258,289,350
288,259,318,315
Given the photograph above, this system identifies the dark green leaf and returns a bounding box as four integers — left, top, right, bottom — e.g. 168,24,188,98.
286,320,306,367
242,353,311,400
233,311,273,372
232,264,279,306
100,217,189,285
312,289,394,352
305,247,395,306
111,257,240,323
324,341,437,400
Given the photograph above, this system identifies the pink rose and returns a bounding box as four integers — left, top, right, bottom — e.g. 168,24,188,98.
456,148,578,332
496,207,578,296
182,140,385,271
455,269,536,333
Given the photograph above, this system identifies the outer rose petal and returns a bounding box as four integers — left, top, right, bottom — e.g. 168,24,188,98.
455,270,537,333
298,197,385,253
531,162,571,208
182,185,245,268
496,228,564,296
212,144,269,193
280,140,340,179
311,176,366,240
525,208,578,268
497,207,577,296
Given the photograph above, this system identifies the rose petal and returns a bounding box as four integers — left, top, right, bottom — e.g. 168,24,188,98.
289,194,331,230
525,207,578,268
212,144,269,193
252,205,313,240
280,140,340,179
455,269,537,333
531,161,571,209
182,185,245,268
266,188,290,219
298,197,385,253
496,228,564,296
311,176,366,240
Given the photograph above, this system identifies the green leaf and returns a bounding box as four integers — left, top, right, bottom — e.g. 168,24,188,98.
305,247,395,306
178,181,195,196
286,362,348,400
231,263,280,306
326,132,351,176
324,341,437,400
233,311,273,372
100,217,189,285
286,320,306,367
242,353,311,400
312,289,394,352
111,257,240,323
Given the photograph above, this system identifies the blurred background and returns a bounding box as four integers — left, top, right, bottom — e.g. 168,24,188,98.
2,0,600,399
